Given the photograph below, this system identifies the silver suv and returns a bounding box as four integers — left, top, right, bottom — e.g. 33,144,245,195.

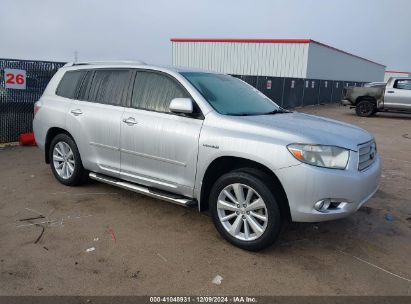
33,61,381,251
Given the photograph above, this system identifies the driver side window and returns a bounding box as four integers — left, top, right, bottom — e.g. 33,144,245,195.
131,71,189,112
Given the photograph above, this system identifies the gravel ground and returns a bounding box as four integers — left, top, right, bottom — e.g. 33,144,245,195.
0,104,410,296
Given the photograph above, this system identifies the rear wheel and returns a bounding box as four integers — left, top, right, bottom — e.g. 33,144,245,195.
210,171,282,251
49,133,87,186
356,100,376,117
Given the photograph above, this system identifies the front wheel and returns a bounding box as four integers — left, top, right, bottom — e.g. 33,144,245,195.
356,100,376,117
210,171,282,251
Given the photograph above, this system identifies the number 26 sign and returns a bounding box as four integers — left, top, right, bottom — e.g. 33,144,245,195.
4,68,27,90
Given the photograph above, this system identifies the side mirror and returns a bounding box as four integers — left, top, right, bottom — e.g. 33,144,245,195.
169,98,193,114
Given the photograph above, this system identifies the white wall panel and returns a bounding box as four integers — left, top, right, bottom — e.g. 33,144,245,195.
384,72,411,82
306,42,385,82
171,40,384,82
171,41,309,78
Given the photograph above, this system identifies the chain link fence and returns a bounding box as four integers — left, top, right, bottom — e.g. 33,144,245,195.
232,75,364,109
1,58,365,143
0,59,65,143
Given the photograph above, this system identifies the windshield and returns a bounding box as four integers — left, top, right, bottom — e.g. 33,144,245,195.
181,72,281,115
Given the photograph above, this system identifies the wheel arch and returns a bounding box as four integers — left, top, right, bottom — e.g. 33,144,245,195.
199,156,291,220
355,95,377,105
44,127,74,163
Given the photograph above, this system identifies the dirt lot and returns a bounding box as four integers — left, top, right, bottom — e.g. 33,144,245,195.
0,104,410,296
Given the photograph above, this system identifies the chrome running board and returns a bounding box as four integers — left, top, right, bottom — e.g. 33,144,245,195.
89,172,197,208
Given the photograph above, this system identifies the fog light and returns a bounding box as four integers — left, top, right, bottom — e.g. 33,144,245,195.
314,199,331,212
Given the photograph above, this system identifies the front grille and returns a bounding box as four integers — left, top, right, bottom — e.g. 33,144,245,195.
358,140,377,171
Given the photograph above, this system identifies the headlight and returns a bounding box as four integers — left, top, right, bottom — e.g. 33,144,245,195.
287,144,350,169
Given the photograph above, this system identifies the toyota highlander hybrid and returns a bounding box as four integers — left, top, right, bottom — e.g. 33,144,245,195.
33,61,381,251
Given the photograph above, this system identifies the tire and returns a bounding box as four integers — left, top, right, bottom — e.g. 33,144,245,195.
356,100,376,117
209,170,282,251
49,133,87,186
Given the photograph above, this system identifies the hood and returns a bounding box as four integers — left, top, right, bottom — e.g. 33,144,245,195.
233,112,373,151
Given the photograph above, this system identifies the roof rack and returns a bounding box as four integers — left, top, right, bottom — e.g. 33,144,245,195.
64,60,146,67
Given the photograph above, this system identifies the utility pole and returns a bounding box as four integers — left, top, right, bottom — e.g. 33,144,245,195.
74,51,79,63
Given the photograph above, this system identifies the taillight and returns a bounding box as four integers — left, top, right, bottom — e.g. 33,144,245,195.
34,102,40,116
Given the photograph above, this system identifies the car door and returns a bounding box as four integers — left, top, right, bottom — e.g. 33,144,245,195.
384,79,411,110
120,70,204,197
67,69,132,177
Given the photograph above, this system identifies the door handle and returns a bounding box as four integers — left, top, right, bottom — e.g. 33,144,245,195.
387,91,395,93
122,117,138,125
70,109,83,116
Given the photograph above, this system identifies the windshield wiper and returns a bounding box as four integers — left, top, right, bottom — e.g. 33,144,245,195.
261,109,290,115
225,109,291,116
225,112,255,116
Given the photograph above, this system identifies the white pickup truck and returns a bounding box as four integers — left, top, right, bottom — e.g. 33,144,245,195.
342,77,411,117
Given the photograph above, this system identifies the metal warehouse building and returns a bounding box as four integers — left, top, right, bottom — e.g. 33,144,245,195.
384,70,411,82
171,38,386,108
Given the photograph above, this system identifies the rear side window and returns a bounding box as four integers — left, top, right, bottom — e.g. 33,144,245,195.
77,71,94,100
56,70,86,99
131,71,188,112
87,69,131,106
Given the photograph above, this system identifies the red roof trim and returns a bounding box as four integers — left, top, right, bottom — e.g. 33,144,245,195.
170,38,386,67
385,70,410,74
170,38,311,44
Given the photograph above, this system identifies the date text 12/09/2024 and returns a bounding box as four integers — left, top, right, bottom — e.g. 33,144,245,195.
149,296,257,303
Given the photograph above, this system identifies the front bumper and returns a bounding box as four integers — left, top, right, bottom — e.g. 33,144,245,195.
276,153,381,222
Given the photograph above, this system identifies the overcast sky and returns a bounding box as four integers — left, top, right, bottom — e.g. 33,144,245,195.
1,0,410,71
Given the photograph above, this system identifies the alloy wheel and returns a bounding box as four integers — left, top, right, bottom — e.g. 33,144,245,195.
359,102,373,116
217,183,268,241
52,141,75,179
